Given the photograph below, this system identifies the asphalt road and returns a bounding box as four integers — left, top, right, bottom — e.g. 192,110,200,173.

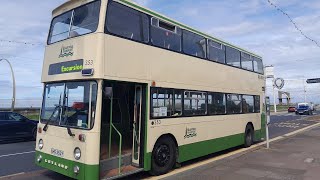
0,112,318,180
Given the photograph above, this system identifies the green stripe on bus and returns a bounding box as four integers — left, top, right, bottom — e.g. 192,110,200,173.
35,151,99,180
118,0,262,59
177,130,260,163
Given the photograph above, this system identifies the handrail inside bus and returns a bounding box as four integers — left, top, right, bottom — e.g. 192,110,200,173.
108,89,123,175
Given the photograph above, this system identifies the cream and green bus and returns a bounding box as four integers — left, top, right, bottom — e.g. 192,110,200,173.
35,0,266,179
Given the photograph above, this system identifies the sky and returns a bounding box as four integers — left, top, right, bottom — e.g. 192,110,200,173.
0,0,320,107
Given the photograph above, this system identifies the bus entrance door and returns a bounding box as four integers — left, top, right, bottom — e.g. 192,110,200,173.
132,85,142,166
100,82,145,179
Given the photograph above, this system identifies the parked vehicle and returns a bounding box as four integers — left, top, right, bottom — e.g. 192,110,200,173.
295,103,313,115
288,106,296,113
0,112,38,142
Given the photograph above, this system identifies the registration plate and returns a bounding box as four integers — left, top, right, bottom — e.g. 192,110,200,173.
51,148,64,157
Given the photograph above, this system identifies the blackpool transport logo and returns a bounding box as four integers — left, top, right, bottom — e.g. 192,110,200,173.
184,127,197,139
59,45,74,58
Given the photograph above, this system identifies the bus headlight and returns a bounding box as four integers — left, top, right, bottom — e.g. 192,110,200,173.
73,165,80,175
38,139,44,150
74,147,81,160
37,155,42,162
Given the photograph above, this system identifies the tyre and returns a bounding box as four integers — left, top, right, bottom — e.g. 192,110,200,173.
150,136,177,176
244,125,254,148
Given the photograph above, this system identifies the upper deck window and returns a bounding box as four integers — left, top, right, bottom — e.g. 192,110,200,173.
226,46,241,68
241,52,253,71
48,1,101,44
253,57,264,74
207,40,225,63
151,18,182,52
106,2,149,42
183,30,206,58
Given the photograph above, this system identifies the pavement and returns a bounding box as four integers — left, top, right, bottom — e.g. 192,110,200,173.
163,125,320,180
1,113,319,180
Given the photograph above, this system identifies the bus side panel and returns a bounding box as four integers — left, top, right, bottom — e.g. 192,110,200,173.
177,132,245,163
178,128,261,163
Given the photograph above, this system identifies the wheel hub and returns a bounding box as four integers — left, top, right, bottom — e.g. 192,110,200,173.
155,145,170,167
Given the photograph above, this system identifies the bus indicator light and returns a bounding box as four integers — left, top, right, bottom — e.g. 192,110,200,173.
38,127,42,134
152,81,156,87
79,134,86,142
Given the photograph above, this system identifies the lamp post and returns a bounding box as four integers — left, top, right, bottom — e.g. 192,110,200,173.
0,59,16,112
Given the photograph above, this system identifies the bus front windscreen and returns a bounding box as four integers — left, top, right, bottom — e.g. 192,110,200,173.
41,81,97,129
48,0,101,44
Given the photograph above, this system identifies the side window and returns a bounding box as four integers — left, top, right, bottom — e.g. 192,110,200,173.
207,40,226,63
242,95,254,113
241,52,253,71
151,18,181,52
226,46,241,67
151,88,173,118
182,30,206,58
106,2,149,43
174,90,183,116
8,113,25,121
208,93,226,115
184,91,207,116
254,96,261,113
253,57,264,74
0,113,7,121
226,94,242,114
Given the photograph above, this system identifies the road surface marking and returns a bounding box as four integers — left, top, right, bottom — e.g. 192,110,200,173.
0,151,35,158
144,122,320,180
0,172,25,179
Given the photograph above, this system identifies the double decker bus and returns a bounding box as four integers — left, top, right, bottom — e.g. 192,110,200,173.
35,0,266,179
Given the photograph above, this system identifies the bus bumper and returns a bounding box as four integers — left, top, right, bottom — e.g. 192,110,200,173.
35,151,99,180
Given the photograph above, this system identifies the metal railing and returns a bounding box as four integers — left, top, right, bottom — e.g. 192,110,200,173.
108,90,123,175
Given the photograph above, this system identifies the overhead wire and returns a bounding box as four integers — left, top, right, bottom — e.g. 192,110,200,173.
267,0,320,48
0,39,44,46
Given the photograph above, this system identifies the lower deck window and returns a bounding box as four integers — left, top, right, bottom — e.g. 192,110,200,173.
150,87,261,119
184,91,207,116
227,94,242,114
242,95,254,113
254,96,261,113
151,88,182,118
208,93,226,115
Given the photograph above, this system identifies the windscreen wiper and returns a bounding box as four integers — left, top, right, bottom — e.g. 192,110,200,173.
67,126,75,137
43,94,62,132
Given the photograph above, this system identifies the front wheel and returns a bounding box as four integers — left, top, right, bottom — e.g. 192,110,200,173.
150,136,177,176
244,125,254,148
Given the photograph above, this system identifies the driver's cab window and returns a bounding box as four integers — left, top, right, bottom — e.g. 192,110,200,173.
41,83,64,123
64,82,89,128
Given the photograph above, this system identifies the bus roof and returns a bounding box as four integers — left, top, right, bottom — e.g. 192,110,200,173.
117,0,262,59
52,0,262,59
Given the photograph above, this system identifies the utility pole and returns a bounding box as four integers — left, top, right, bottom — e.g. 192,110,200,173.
0,59,16,112
303,79,307,102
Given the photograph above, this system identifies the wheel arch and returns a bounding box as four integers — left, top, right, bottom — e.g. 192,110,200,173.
152,133,179,161
246,122,254,131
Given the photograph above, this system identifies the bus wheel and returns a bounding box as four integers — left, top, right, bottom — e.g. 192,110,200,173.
244,125,254,148
150,136,176,176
